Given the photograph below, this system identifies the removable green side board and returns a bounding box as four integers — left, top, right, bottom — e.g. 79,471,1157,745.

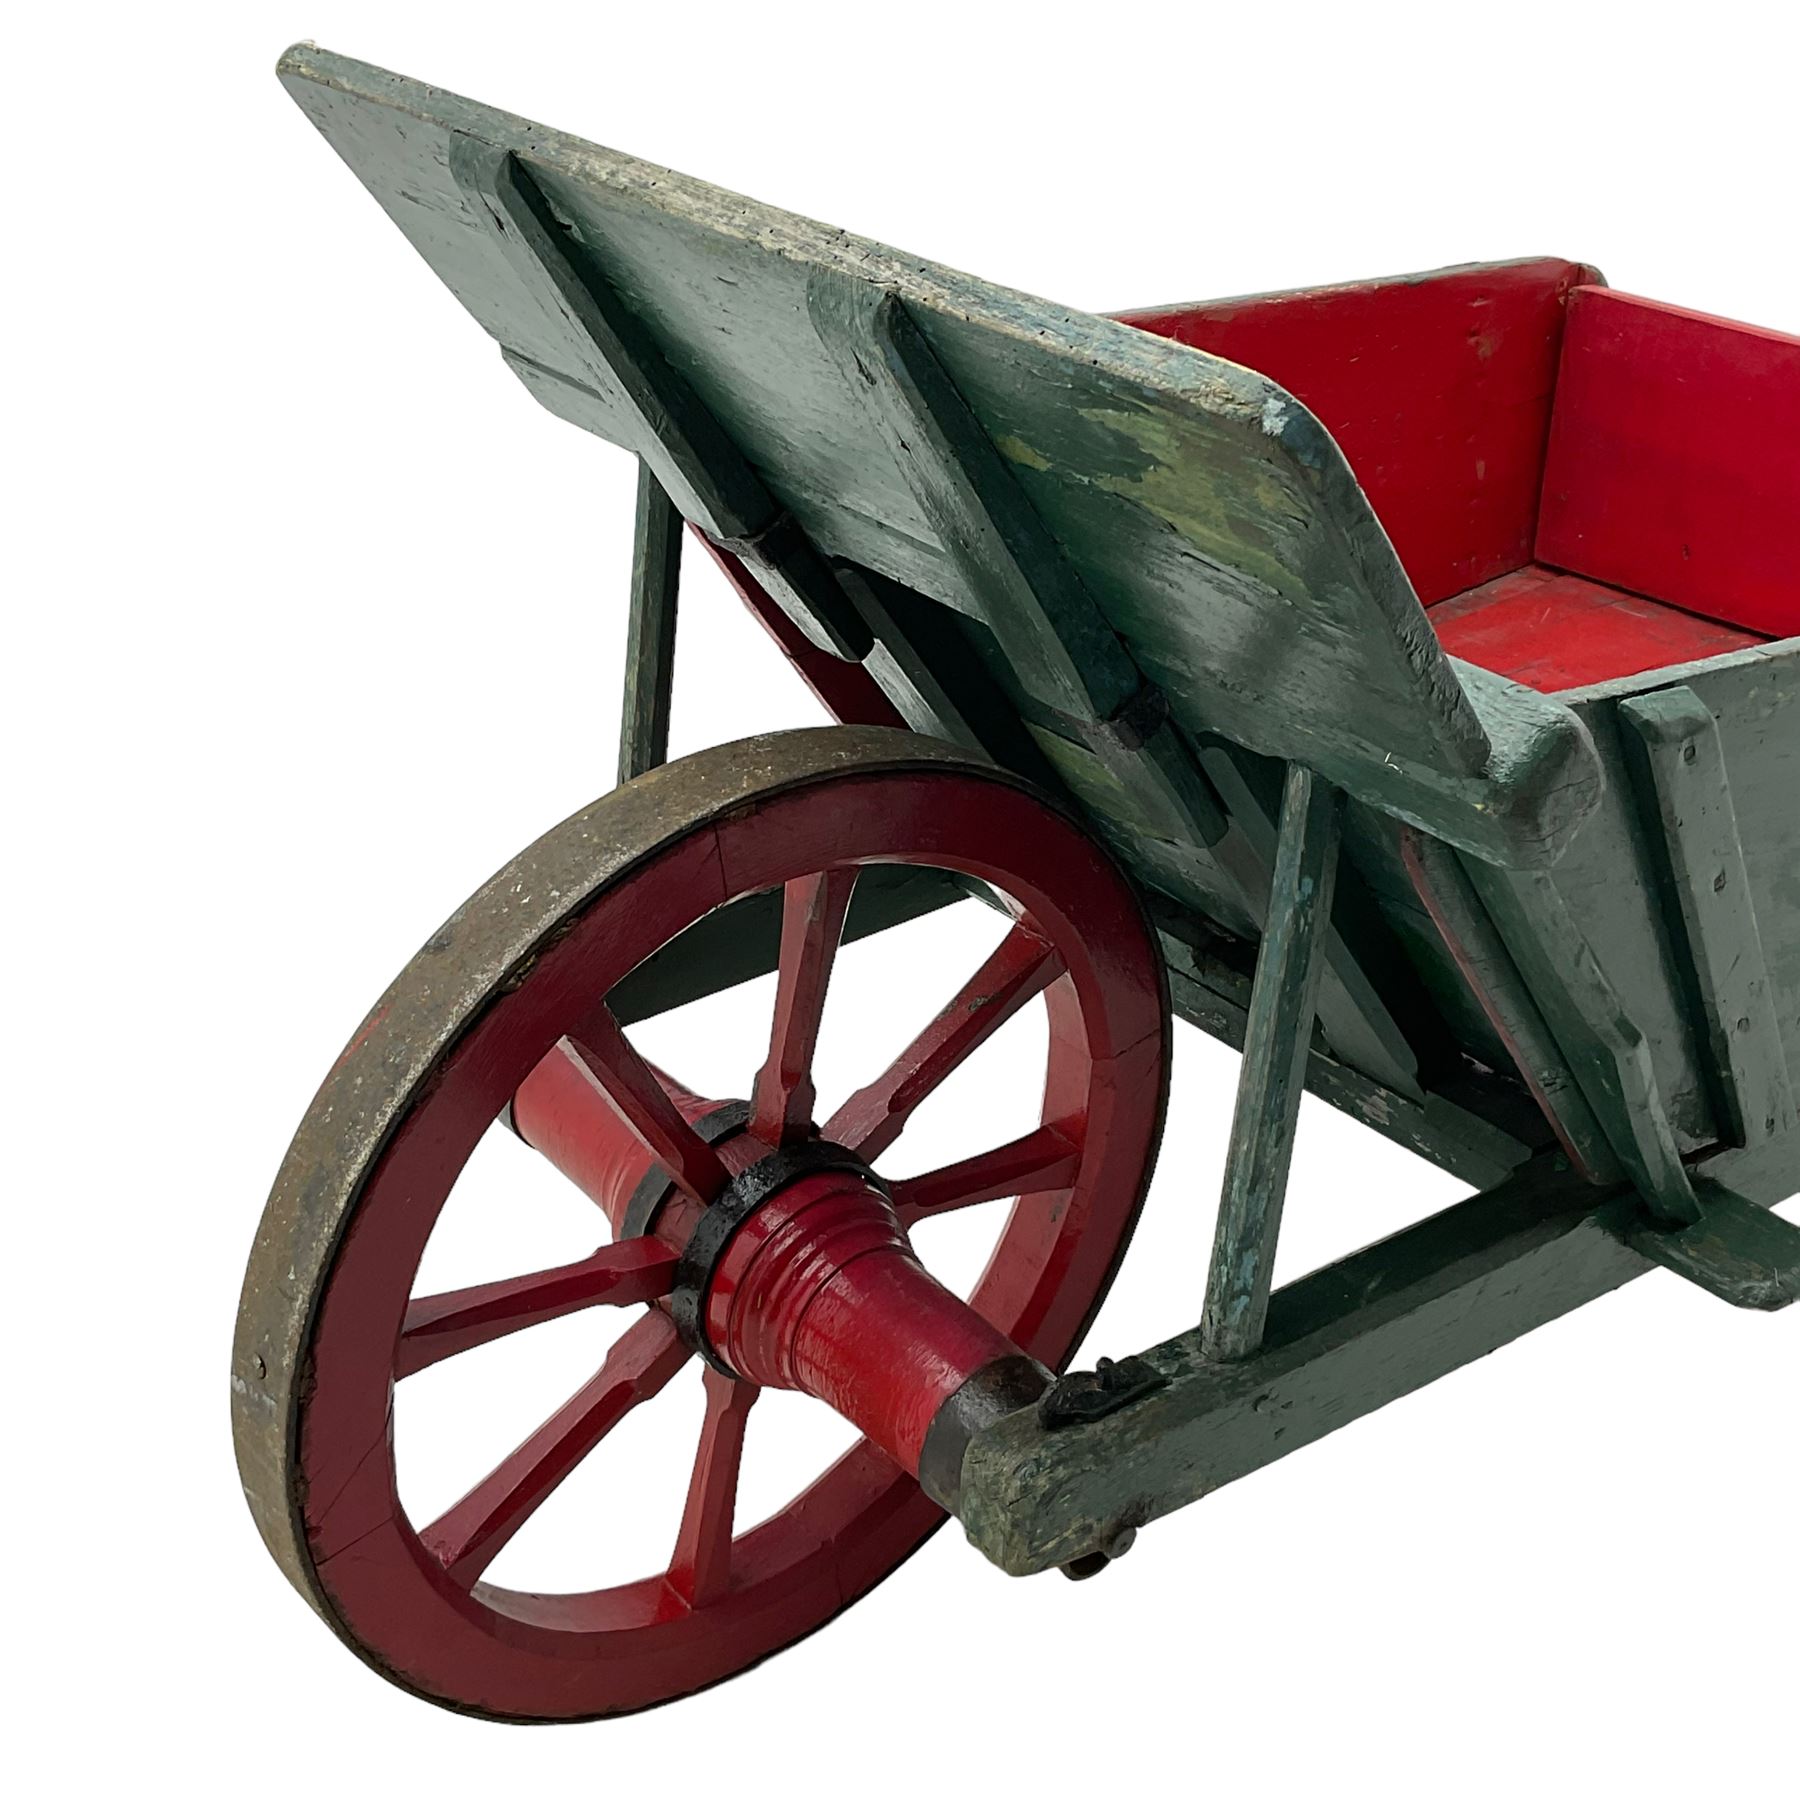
1473,640,1800,1204
277,44,1599,871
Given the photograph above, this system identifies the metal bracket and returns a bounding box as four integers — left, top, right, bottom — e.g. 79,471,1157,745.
1037,1355,1168,1428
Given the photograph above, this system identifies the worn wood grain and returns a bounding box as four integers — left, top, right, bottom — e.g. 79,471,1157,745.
276,43,1602,870
958,1151,1793,1575
1201,767,1342,1359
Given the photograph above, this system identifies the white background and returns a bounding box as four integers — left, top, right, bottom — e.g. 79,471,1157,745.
10,3,1794,1794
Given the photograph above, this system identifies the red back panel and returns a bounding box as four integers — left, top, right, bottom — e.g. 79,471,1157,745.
1536,288,1800,637
1116,259,1598,604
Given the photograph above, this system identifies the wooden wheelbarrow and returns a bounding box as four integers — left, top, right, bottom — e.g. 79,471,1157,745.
234,44,1799,1720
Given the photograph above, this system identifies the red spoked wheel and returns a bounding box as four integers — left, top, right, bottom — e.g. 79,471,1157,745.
233,727,1168,1719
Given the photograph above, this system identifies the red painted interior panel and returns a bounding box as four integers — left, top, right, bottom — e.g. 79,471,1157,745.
1116,258,1598,604
1430,563,1765,692
1537,288,1800,638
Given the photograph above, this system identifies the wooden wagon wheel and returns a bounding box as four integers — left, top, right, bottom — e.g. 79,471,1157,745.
232,727,1169,1720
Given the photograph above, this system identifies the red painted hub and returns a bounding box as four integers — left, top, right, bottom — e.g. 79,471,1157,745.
514,1049,1042,1481
235,731,1168,1720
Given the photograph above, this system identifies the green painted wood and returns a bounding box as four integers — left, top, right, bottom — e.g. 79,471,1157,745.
807,270,1248,880
1201,767,1343,1360
618,461,682,782
808,267,1412,1078
1401,829,1622,1183
277,44,1603,870
1159,932,1545,1191
1469,862,1701,1223
445,136,870,661
1198,743,1422,1098
1671,646,1800,1111
1616,1183,1800,1310
1619,684,1797,1148
956,1152,1791,1575
807,273,1137,723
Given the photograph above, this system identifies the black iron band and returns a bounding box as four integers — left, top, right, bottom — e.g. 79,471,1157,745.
619,1101,752,1240
916,1353,1053,1513
671,1139,890,1375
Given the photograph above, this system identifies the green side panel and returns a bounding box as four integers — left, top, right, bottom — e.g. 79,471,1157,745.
1479,700,1722,1157
1667,646,1800,1107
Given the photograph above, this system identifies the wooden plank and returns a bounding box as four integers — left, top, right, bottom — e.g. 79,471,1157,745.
806,271,1137,722
1199,743,1421,1098
1618,686,1797,1146
1115,258,1599,605
961,1155,1712,1576
1161,954,1545,1193
1201,767,1342,1360
1430,564,1766,695
807,270,1235,865
1536,287,1800,638
1469,862,1701,1223
617,462,681,781
277,46,1608,870
1400,829,1621,1183
444,137,870,661
1672,646,1800,1101
1618,1183,1800,1311
1474,697,1725,1159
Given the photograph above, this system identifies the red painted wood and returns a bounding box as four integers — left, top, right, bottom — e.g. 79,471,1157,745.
562,1015,732,1206
703,1169,1029,1472
512,1045,719,1230
891,1123,1080,1226
749,868,857,1146
1430,563,1765,692
665,1370,757,1610
698,536,907,727
1115,259,1599,603
421,1310,690,1586
295,761,1165,1718
827,924,1064,1160
1536,287,1800,638
397,1237,679,1378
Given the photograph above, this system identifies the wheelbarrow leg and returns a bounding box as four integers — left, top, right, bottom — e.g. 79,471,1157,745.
1202,763,1342,1361
618,459,683,783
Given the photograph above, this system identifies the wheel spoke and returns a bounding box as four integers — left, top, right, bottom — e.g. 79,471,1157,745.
665,1370,759,1609
397,1238,679,1379
420,1311,689,1587
826,924,1064,1160
749,869,858,1147
891,1124,1081,1227
563,1010,731,1204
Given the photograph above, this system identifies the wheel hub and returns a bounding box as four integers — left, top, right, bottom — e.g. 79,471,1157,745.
235,728,1170,1718
512,1046,1050,1500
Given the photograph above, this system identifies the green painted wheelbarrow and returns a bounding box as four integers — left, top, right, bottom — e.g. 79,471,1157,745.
234,45,1798,1720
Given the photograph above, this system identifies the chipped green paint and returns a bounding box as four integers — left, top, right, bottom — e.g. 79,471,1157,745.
276,41,1603,870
